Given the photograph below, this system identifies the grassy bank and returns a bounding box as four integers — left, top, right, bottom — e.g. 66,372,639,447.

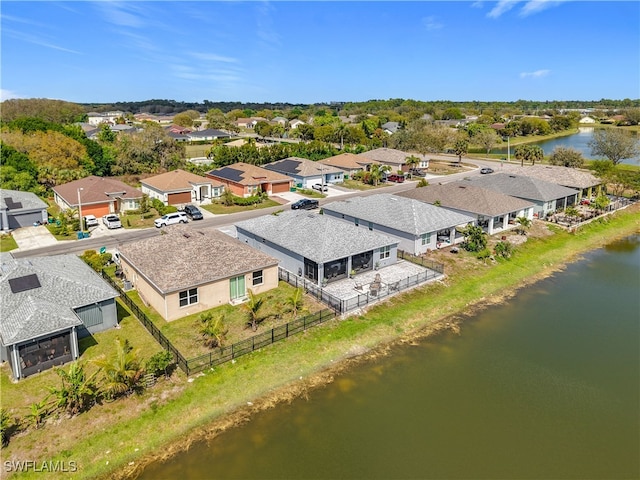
3,205,639,480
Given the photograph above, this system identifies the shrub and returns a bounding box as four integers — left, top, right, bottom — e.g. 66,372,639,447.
494,241,514,259
145,351,175,378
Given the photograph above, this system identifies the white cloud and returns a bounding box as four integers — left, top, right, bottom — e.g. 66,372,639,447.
3,28,82,54
0,89,23,101
487,1,520,19
520,69,551,78
95,1,146,28
189,52,239,64
422,16,444,31
520,0,564,17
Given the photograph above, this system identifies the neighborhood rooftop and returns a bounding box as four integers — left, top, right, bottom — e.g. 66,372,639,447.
140,169,222,192
0,253,118,345
323,194,476,235
460,173,580,202
397,183,535,217
207,162,291,186
357,147,428,165
116,226,278,294
500,164,601,189
234,210,398,264
319,153,379,169
53,175,143,206
263,157,342,177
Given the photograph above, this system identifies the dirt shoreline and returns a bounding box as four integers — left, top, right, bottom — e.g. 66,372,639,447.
120,238,596,480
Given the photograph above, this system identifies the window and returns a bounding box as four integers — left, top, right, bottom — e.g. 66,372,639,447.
380,245,390,259
421,233,431,245
368,222,373,231
179,288,198,307
355,218,359,227
252,270,263,286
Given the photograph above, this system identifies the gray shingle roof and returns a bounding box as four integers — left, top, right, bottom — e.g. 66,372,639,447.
263,157,342,178
0,254,119,345
498,164,601,189
235,211,398,263
1,190,48,212
358,148,428,166
323,194,475,235
117,226,278,294
397,183,535,217
461,173,579,202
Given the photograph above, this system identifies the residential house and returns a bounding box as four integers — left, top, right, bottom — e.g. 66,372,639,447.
206,162,293,197
263,157,344,188
53,176,142,217
289,119,305,129
185,129,232,142
117,226,279,321
460,173,580,218
272,116,288,126
318,153,379,178
579,116,596,124
140,169,223,206
397,183,535,236
86,111,124,126
323,194,476,254
1,190,48,231
499,164,603,200
381,121,400,134
235,117,267,129
358,148,429,173
0,253,119,379
235,210,399,286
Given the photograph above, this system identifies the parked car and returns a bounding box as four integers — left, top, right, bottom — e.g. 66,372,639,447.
102,214,122,229
480,167,494,174
83,215,99,228
409,169,427,177
386,174,405,183
183,204,203,220
312,183,328,192
154,212,188,227
291,199,319,210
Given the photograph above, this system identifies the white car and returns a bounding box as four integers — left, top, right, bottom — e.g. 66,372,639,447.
154,212,188,228
102,214,122,229
83,215,99,228
312,183,328,192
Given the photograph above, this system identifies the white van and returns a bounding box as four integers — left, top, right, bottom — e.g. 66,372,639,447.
154,212,188,228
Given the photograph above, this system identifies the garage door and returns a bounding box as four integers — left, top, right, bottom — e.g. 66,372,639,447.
83,204,111,218
271,182,290,194
168,192,192,205
8,212,43,229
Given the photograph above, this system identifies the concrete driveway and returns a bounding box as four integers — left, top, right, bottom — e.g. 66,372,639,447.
11,225,60,251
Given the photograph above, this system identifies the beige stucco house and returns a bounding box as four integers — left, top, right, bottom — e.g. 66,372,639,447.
117,226,279,321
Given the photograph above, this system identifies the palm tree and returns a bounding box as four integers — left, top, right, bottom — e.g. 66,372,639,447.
49,362,99,416
405,155,420,171
93,339,144,400
199,312,228,348
26,399,50,429
334,124,349,150
243,289,264,331
461,224,488,252
285,288,307,319
515,216,532,235
368,163,391,186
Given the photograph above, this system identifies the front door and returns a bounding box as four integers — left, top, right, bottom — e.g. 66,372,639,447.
230,275,246,300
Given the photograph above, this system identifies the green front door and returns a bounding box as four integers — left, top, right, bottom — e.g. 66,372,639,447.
230,275,246,300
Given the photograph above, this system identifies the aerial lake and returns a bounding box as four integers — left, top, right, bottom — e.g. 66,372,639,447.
139,234,640,480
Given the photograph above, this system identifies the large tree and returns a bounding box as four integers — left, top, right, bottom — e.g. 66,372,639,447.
588,128,640,165
549,146,585,168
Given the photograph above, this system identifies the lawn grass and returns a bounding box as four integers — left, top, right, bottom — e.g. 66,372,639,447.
340,179,387,190
0,233,18,252
119,211,158,229
125,282,325,358
201,198,282,215
296,188,326,198
2,204,638,480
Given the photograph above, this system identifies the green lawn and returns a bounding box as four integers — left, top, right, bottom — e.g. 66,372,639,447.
296,188,326,198
125,282,325,358
340,179,386,190
202,198,282,214
0,233,18,252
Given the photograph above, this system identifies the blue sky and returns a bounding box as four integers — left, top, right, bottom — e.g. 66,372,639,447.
2,1,639,104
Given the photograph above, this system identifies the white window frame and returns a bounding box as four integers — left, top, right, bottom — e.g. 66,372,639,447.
380,245,390,259
421,233,431,245
252,270,263,286
179,288,198,307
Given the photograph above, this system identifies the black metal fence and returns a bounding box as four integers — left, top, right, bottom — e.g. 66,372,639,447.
101,271,336,376
397,250,445,273
278,270,343,312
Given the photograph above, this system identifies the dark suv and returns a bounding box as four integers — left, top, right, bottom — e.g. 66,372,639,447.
183,204,203,220
291,199,319,210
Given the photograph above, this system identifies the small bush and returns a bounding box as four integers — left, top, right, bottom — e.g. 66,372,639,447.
145,351,175,378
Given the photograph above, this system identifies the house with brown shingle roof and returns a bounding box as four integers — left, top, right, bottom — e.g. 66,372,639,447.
263,157,344,188
206,162,293,197
52,176,142,218
358,148,429,173
499,164,603,200
117,226,279,321
140,169,224,206
397,183,535,235
318,153,379,178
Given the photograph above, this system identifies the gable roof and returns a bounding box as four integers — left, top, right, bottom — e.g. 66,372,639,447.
235,211,398,264
117,226,278,294
0,253,118,345
207,162,292,186
460,173,579,202
358,148,428,166
53,176,142,207
499,164,601,189
187,129,231,139
1,190,48,213
319,153,379,170
263,157,342,178
397,183,535,217
323,194,475,236
141,169,222,193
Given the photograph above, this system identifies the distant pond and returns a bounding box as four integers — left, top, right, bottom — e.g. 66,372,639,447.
491,127,640,165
